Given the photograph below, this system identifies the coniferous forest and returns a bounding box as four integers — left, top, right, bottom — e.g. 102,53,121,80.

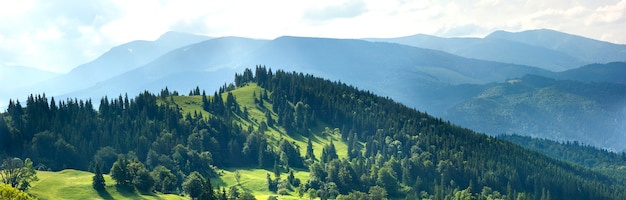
1,66,625,199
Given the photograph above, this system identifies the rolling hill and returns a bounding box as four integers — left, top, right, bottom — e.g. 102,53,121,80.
548,62,626,84
441,75,626,150
1,68,625,199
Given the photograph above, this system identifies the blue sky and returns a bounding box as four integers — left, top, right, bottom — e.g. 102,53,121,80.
1,0,625,73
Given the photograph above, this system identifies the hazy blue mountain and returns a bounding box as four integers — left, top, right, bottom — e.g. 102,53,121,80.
0,63,60,109
0,63,60,87
366,29,625,71
248,36,553,108
25,31,212,97
486,29,626,64
27,31,625,151
66,36,549,113
547,62,626,84
61,37,268,100
442,75,626,150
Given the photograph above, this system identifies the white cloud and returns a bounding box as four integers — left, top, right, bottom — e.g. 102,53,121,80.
0,0,624,73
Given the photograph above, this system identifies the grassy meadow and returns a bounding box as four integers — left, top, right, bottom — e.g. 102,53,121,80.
28,83,350,199
28,169,187,200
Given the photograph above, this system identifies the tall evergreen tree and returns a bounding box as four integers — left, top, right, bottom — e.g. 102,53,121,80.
92,164,105,190
306,137,315,161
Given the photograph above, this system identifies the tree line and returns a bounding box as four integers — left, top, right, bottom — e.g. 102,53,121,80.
1,66,625,199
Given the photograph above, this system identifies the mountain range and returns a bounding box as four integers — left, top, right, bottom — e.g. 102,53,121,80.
21,31,211,98
5,29,626,150
366,29,626,72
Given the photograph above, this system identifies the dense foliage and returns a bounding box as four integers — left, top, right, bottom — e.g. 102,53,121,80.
0,183,35,200
500,134,626,183
0,66,625,199
444,74,626,150
0,158,37,190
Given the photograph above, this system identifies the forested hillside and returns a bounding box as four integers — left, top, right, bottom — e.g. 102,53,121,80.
499,135,626,182
443,74,626,150
1,66,625,199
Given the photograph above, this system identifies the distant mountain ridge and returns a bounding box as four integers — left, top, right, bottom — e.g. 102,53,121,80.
0,63,60,109
64,35,550,114
5,29,626,151
548,62,626,84
366,29,626,71
442,74,626,150
25,31,212,97
486,29,626,64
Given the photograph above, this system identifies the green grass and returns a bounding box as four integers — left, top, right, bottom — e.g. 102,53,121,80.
158,83,356,199
27,168,311,200
210,168,310,199
158,83,353,199
31,85,318,199
25,84,355,200
28,169,188,200
166,83,351,161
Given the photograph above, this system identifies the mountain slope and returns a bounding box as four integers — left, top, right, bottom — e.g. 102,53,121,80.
548,62,626,84
61,36,268,101
69,36,549,114
3,67,625,199
24,32,212,97
443,75,626,150
499,134,626,180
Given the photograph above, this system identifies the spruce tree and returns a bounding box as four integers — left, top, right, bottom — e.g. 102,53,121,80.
306,137,315,160
92,164,106,190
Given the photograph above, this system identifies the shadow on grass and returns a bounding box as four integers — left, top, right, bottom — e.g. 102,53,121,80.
96,188,114,200
210,175,228,188
115,184,141,199
140,192,166,200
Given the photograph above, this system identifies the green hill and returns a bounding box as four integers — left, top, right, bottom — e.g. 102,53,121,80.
443,75,626,150
499,134,626,183
2,66,625,199
160,83,349,160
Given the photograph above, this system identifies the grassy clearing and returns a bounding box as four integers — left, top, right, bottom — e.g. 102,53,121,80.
156,83,353,199
28,169,187,200
169,83,350,161
211,167,312,200
24,84,353,200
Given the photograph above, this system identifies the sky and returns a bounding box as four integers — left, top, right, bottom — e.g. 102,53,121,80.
0,0,625,73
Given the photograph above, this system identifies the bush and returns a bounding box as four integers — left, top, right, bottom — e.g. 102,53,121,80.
0,184,35,200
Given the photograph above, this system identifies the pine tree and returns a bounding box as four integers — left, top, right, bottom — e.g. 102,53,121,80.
199,176,216,200
92,164,106,190
273,159,281,178
306,137,315,160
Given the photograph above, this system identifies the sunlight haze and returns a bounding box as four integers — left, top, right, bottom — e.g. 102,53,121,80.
0,0,625,73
